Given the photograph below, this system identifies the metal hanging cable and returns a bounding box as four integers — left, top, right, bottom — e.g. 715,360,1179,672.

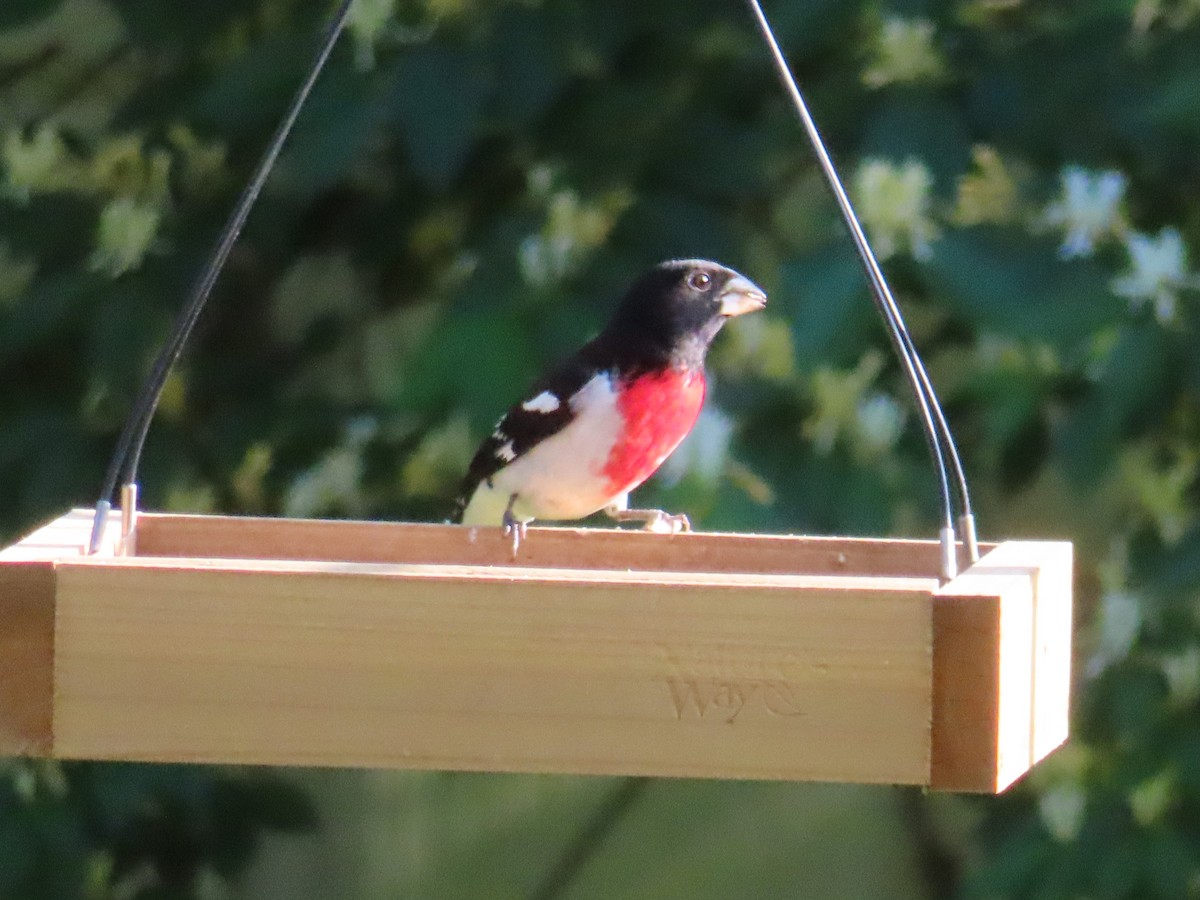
84,0,977,579
741,0,978,578
87,0,357,554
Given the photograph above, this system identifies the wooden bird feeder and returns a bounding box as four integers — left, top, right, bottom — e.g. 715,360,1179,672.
0,1,1073,798
0,507,1071,793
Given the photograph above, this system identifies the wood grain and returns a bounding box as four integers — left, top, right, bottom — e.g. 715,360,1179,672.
0,562,55,754
134,512,986,578
51,557,935,783
930,541,1073,792
0,509,1071,791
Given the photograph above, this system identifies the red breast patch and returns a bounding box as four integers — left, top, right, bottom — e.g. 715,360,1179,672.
601,368,706,495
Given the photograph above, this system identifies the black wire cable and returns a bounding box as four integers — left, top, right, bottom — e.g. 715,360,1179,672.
87,0,356,553
741,0,977,575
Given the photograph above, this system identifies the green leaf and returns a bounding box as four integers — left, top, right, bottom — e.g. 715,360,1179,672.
109,0,250,48
1131,526,1200,598
962,21,1135,160
388,46,488,185
0,272,91,363
486,7,567,125
780,245,877,369
651,113,773,200
191,36,319,141
215,773,319,834
400,310,539,425
860,96,974,184
926,227,1124,347
275,63,388,198
769,0,859,55
610,195,738,266
0,814,37,893
1,196,96,267
0,0,64,28
1055,324,1178,484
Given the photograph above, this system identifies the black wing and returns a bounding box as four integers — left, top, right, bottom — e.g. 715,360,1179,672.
450,354,601,522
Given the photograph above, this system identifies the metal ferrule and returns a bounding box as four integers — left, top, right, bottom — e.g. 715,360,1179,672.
939,525,958,583
119,482,139,557
959,513,980,564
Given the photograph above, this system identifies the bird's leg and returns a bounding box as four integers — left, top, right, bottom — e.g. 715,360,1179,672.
603,494,691,535
610,507,692,534
502,493,526,558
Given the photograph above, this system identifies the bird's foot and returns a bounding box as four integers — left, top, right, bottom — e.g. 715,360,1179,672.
641,510,691,535
604,505,691,535
502,497,527,559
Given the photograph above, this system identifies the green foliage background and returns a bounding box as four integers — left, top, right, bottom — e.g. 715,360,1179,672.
4,0,1200,897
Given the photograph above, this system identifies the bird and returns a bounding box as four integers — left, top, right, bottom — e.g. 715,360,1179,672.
451,258,767,552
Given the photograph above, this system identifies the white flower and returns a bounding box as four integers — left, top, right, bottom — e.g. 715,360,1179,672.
1160,645,1200,708
284,417,377,518
1133,0,1200,34
1,124,76,202
953,145,1021,226
854,393,906,458
1040,166,1127,259
1039,782,1087,842
2,759,67,805
518,230,574,288
348,0,398,68
518,189,591,288
1086,590,1142,678
1118,441,1196,541
400,413,474,497
715,314,795,381
1111,227,1200,324
519,186,631,287
1129,769,1176,826
659,406,734,488
852,158,938,261
862,18,945,88
88,196,162,278
804,351,886,456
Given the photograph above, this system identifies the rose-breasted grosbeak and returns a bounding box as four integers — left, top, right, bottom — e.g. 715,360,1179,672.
451,259,767,549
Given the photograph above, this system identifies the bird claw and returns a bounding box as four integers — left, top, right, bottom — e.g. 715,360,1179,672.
502,508,526,559
643,511,691,535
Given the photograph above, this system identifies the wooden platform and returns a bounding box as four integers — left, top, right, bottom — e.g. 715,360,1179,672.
0,509,1072,792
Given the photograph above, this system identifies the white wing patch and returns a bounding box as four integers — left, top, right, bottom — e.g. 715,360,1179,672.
521,390,561,413
460,371,623,524
496,441,517,463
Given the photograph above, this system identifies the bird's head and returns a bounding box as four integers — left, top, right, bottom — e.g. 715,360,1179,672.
604,259,767,370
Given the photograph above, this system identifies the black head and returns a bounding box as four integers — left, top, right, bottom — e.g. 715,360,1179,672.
598,259,767,372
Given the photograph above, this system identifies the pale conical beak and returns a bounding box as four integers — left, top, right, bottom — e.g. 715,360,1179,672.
718,274,768,317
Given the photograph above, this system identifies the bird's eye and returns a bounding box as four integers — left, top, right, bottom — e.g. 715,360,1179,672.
687,271,712,291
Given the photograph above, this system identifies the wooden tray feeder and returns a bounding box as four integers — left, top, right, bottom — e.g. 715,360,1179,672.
0,0,1073,797
0,507,1071,793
